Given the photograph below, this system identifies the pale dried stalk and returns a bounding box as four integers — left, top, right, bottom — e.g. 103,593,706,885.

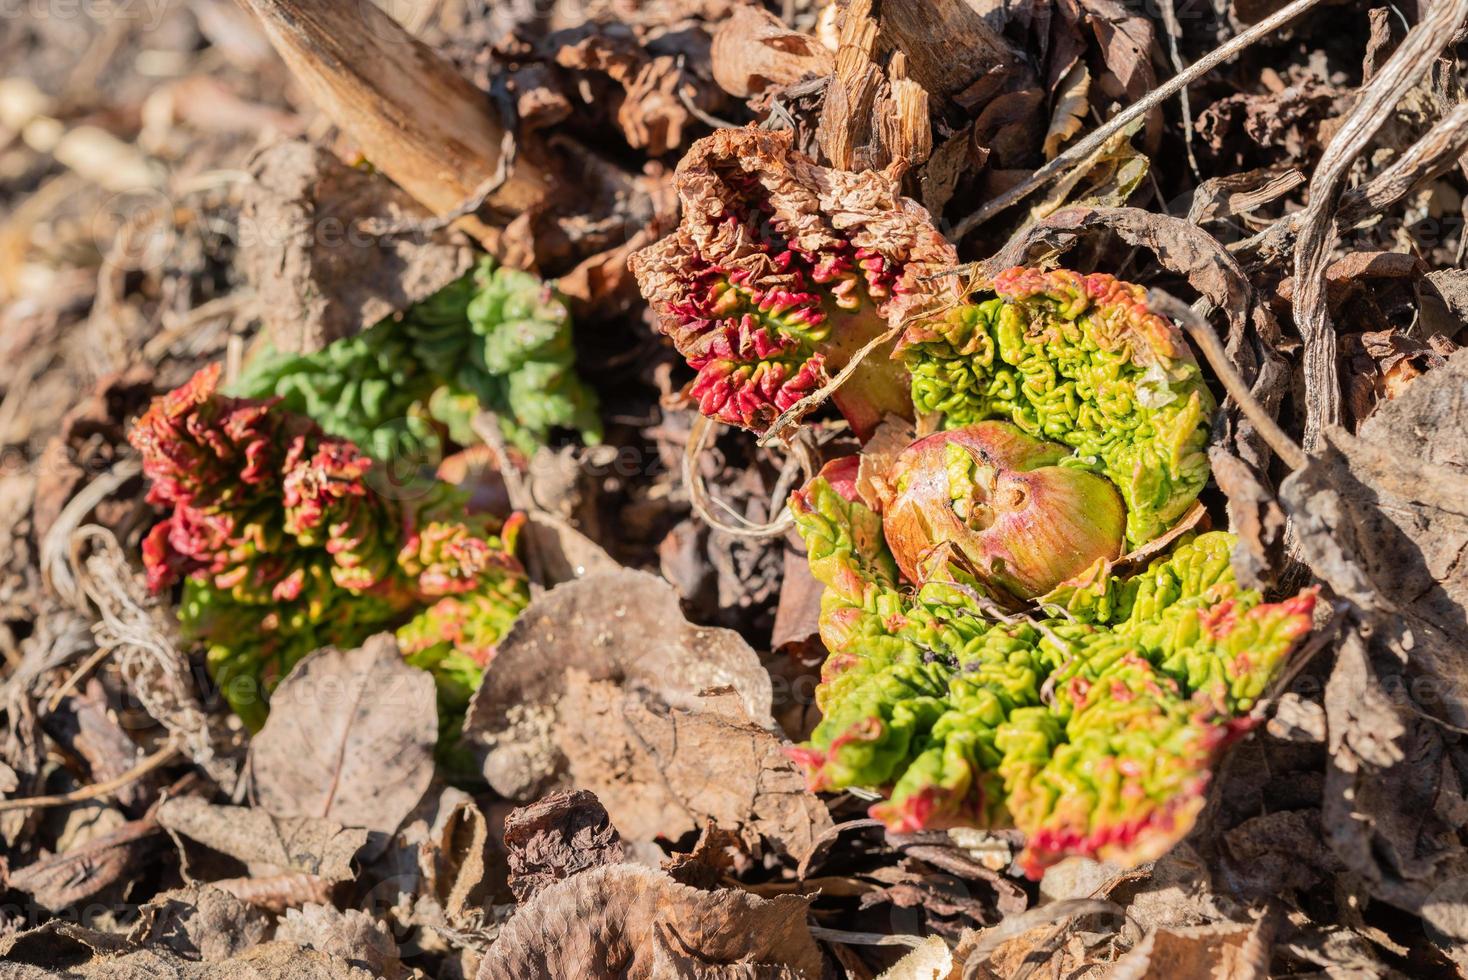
236,0,547,253
1336,101,1468,226
0,740,179,813
946,0,1330,241
684,415,816,540
1147,290,1306,471
1293,0,1468,452
68,524,240,790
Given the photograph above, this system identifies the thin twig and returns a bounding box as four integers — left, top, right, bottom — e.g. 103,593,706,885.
809,926,928,949
1146,289,1307,472
946,0,1329,241
756,322,905,448
361,128,517,238
0,740,180,813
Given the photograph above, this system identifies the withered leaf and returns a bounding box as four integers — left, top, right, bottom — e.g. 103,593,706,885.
503,789,624,903
156,797,368,882
1043,63,1090,160
466,570,831,860
465,568,775,801
711,5,832,99
127,885,271,961
7,815,162,912
476,863,823,979
558,680,832,860
1108,920,1269,980
276,904,403,980
249,634,437,843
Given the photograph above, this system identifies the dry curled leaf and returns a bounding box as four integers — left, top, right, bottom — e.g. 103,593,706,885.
276,904,403,980
248,634,437,845
6,815,163,912
465,568,775,800
559,680,832,860
503,789,625,903
127,885,271,961
711,4,832,99
476,863,823,979
1109,920,1270,980
1043,63,1090,160
465,570,831,859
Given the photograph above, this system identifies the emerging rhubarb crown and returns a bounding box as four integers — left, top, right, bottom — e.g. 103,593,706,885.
629,127,1296,878
630,129,963,440
129,365,528,735
789,478,1316,877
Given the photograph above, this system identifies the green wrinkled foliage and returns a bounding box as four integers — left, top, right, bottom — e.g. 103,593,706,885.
901,271,1214,545
789,475,1314,875
235,258,601,459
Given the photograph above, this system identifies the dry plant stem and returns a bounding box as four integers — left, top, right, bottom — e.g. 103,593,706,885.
39,457,141,608
796,817,885,879
236,0,547,252
46,643,114,711
1292,0,1468,453
684,415,814,540
809,926,927,949
1147,289,1306,472
0,740,179,813
1335,102,1468,226
946,0,1330,241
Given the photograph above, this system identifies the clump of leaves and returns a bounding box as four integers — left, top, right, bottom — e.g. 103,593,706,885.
235,257,602,459
629,128,958,440
790,470,1315,877
129,364,529,734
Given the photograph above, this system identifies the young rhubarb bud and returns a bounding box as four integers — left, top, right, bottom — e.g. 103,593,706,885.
130,365,530,734
630,129,963,440
880,421,1125,599
900,268,1214,545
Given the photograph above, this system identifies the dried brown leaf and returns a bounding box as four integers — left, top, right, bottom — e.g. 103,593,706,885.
475,863,823,979
1043,63,1090,160
248,634,437,843
1108,920,1269,980
558,679,832,861
711,4,832,99
7,814,162,912
127,884,271,961
503,789,624,903
465,568,774,800
465,570,832,859
276,904,403,980
156,797,368,882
